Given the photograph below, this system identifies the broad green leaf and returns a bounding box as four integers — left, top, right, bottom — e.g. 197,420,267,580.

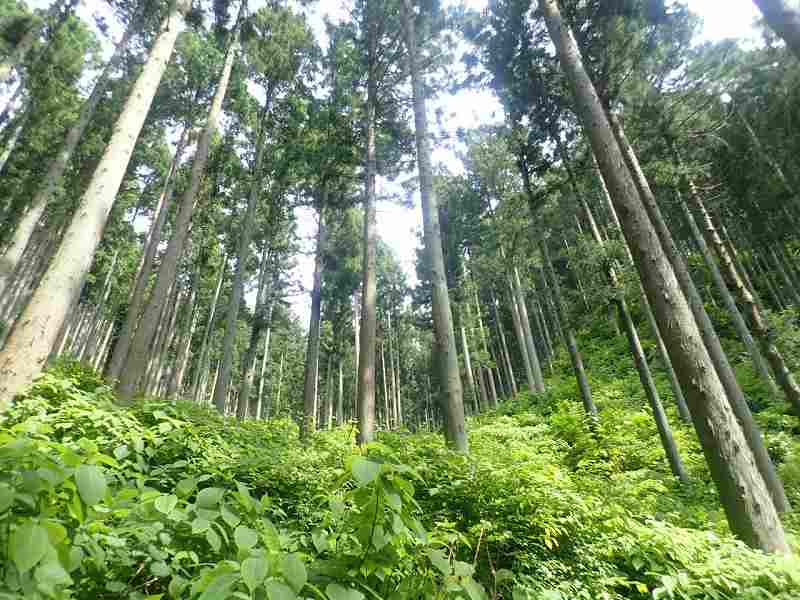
281,553,307,594
241,556,268,592
311,529,329,553
351,457,381,487
10,522,50,573
495,569,514,584
426,549,451,576
454,561,475,577
265,581,297,600
150,561,171,577
198,573,238,600
261,517,281,551
33,559,71,587
206,528,221,552
234,525,258,550
176,478,197,498
75,464,106,505
154,494,178,515
0,484,13,512
196,487,224,508
191,517,210,534
221,502,241,527
326,583,365,600
42,521,67,545
460,579,488,600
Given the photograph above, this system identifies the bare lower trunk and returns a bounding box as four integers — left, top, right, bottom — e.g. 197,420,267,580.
491,291,518,397
0,6,186,408
167,269,199,399
118,26,238,401
677,190,777,393
512,268,545,393
255,327,272,420
540,240,596,418
460,323,478,413
508,279,535,390
302,210,326,438
190,256,225,402
239,248,274,418
357,52,378,445
542,0,788,552
682,169,800,415
106,127,189,380
403,0,467,451
610,113,790,516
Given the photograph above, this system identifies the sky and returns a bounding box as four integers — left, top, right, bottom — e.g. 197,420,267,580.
19,0,764,323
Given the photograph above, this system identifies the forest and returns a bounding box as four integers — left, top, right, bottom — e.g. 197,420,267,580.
2,0,800,597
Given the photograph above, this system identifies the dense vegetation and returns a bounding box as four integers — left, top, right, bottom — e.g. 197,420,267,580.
3,0,800,597
3,324,800,599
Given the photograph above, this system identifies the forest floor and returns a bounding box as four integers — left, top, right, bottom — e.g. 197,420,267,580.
3,323,800,599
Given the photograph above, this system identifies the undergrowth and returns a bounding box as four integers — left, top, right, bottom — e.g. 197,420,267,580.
2,335,800,599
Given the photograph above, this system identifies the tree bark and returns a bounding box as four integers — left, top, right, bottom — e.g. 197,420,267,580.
190,255,226,402
591,157,692,423
541,0,788,552
540,240,596,418
167,267,200,400
680,165,800,415
402,0,467,451
0,18,135,299
106,126,189,380
491,289,518,396
302,209,326,438
357,11,378,445
0,5,187,409
677,190,777,393
118,32,242,401
238,246,273,419
512,267,545,393
610,113,790,516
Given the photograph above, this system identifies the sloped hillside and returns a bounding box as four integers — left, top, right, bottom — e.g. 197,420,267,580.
1,339,800,600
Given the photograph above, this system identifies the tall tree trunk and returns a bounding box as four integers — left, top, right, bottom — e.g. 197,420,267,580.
255,327,271,420
0,4,187,408
402,0,467,451
508,278,535,390
491,289,518,396
274,351,284,416
118,32,242,401
460,322,479,413
106,126,189,380
357,16,378,445
617,292,689,483
0,18,135,298
680,165,800,415
512,267,545,393
753,0,800,61
591,157,692,423
80,251,119,363
609,112,790,515
190,255,226,402
167,267,199,399
542,0,788,552
676,190,777,393
238,246,273,418
336,358,344,425
302,209,326,438
0,99,30,176
540,240,596,418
